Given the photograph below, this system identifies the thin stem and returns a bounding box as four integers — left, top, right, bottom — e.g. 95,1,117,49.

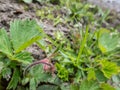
77,26,89,63
24,60,52,76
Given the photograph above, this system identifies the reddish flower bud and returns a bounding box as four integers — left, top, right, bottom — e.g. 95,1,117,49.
40,58,55,74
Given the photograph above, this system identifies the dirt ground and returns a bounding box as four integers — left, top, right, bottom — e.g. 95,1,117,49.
0,0,36,30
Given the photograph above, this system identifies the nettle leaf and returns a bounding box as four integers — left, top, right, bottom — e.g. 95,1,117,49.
100,60,119,79
30,78,36,90
98,31,119,53
100,83,115,90
0,29,12,56
10,19,43,53
7,68,20,90
87,69,96,81
95,69,108,82
80,80,100,90
97,28,110,38
27,64,56,89
13,52,33,64
29,64,51,83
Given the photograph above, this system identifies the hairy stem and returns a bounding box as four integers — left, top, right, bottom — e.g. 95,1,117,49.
24,60,52,75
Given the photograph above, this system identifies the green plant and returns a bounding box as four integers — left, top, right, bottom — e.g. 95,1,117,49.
44,27,120,89
59,0,110,29
0,19,52,90
36,5,64,27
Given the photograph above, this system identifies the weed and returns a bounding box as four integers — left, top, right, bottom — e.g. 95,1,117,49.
43,27,120,89
0,19,58,90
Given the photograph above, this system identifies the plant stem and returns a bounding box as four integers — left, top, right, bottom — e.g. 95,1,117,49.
76,26,89,64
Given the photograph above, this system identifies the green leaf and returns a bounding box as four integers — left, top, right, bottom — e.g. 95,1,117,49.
28,65,55,90
7,68,20,90
30,78,36,90
77,26,89,62
29,64,52,83
37,85,60,90
0,62,4,73
100,83,115,90
116,88,120,90
80,80,100,90
112,75,120,88
60,83,70,90
56,63,69,81
70,84,79,90
1,68,12,80
87,69,96,81
98,30,119,53
0,53,6,60
36,39,47,50
0,29,12,56
95,69,108,82
100,60,119,79
22,77,29,85
10,19,43,53
74,70,82,83
13,52,33,64
23,0,32,3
